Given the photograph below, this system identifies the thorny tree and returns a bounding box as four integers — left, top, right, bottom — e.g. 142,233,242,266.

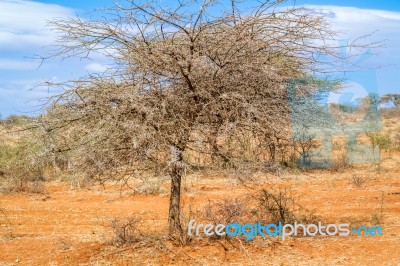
38,0,366,238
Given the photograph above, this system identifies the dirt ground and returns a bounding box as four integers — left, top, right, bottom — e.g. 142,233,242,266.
0,148,399,265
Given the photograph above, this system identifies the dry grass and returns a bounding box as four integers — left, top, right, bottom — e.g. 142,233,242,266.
0,114,399,264
108,214,143,246
351,174,368,188
331,153,348,172
0,160,399,264
0,208,13,239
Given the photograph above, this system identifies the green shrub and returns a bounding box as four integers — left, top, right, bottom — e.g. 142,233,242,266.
0,115,32,128
0,138,47,193
366,132,391,152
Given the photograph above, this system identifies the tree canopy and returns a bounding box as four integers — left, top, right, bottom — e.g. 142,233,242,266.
38,0,366,238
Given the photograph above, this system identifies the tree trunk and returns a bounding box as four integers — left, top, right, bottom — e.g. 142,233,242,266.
269,143,276,162
168,145,184,238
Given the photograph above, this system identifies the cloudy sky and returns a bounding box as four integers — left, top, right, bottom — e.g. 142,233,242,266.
0,0,399,117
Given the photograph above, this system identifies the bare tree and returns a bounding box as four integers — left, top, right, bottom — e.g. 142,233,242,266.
38,0,360,238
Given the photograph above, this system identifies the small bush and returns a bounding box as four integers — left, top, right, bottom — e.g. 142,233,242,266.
0,138,47,194
351,174,368,188
0,115,32,128
331,153,347,172
381,108,400,119
0,179,46,194
133,178,165,195
367,132,391,152
201,197,250,226
370,213,383,225
109,215,143,246
392,133,400,151
255,188,317,225
192,189,318,242
192,197,252,241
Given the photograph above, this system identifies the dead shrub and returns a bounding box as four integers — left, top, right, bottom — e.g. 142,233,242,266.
393,133,400,151
0,178,46,194
254,188,318,225
351,174,368,188
109,215,143,246
133,178,165,195
29,180,47,194
192,188,318,241
370,213,383,225
381,108,400,119
201,198,250,226
188,197,253,241
331,153,347,172
263,161,286,175
65,174,96,189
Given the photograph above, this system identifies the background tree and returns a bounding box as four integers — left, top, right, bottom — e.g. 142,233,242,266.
380,94,400,108
38,0,362,238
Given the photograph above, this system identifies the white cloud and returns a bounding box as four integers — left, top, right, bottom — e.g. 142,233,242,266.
85,63,108,73
304,5,400,96
0,0,74,50
0,79,55,117
0,32,55,50
0,59,39,70
309,5,400,26
306,6,400,64
0,1,93,117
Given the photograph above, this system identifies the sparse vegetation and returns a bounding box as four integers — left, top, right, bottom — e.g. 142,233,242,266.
0,208,13,239
370,213,383,225
367,132,392,152
0,0,399,264
37,0,362,238
0,133,47,194
0,115,33,128
201,198,250,226
380,94,400,109
109,215,143,246
134,178,166,195
255,188,318,225
331,153,348,172
351,174,368,188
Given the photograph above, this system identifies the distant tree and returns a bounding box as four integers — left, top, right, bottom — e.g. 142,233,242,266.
380,94,400,108
39,0,366,238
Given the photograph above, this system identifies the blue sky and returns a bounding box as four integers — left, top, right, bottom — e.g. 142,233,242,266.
0,0,399,117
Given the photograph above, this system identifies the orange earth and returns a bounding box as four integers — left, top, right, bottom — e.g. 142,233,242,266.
1,148,400,265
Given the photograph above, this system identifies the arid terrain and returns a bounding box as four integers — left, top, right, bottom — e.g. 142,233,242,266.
1,151,400,265
0,0,399,264
0,115,399,265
